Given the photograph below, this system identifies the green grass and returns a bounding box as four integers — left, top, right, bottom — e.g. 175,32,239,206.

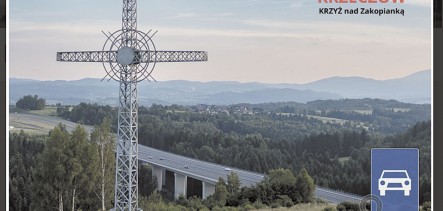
9,107,94,135
9,106,57,116
26,107,57,116
307,115,372,131
10,114,58,135
9,106,25,113
307,115,348,125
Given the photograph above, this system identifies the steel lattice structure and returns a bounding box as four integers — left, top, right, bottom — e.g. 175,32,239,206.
57,51,208,63
56,0,208,210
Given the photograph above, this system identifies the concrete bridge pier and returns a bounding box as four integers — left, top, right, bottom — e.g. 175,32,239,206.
202,182,215,200
174,173,187,199
146,164,222,200
151,165,164,190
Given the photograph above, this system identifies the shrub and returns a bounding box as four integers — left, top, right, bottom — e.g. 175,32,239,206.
421,201,431,211
323,206,337,211
252,200,267,209
270,202,280,208
242,203,255,210
277,195,294,208
337,201,360,211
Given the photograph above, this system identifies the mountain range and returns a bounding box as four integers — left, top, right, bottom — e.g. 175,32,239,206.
9,70,431,106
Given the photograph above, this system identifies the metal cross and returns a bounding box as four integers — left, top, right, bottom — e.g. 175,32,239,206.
56,0,208,210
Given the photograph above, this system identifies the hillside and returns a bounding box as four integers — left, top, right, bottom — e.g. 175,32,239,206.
9,70,431,105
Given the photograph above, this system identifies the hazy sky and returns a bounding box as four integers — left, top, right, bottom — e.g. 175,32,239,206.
10,0,431,83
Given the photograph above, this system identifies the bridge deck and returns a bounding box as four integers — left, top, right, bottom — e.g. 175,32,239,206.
139,145,264,187
138,145,363,204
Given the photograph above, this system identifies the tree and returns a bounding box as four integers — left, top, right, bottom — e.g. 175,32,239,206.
139,164,158,197
259,168,300,204
68,125,100,210
90,119,115,210
212,178,228,207
66,103,117,126
9,132,45,211
9,154,27,211
16,95,46,110
226,172,241,195
31,125,101,211
32,126,71,211
295,168,315,203
265,168,297,187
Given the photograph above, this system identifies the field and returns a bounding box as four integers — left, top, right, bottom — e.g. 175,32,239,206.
9,107,93,134
352,109,372,115
307,115,347,125
392,108,411,112
306,115,372,131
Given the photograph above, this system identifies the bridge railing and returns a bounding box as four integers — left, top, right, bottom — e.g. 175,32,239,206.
316,186,364,200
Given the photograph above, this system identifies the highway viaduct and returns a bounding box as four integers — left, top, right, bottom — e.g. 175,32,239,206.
138,145,363,204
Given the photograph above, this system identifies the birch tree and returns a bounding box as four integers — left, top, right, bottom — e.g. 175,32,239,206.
68,125,100,210
32,125,70,211
91,118,115,211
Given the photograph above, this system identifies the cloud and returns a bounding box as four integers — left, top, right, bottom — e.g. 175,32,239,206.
9,10,430,83
166,13,198,19
228,0,292,6
405,0,431,7
289,2,304,8
289,0,430,8
289,0,318,9
10,17,429,48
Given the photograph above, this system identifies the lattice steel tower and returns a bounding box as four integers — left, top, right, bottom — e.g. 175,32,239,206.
56,1,208,210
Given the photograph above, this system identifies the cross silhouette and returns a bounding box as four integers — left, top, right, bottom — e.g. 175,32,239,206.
56,1,208,210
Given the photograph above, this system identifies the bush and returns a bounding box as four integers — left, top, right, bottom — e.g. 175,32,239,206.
421,201,431,211
336,204,346,211
323,206,337,211
212,206,239,211
252,200,267,209
277,195,294,208
147,190,162,203
270,202,280,208
337,202,360,211
242,203,255,210
175,194,187,207
187,196,208,211
139,195,187,211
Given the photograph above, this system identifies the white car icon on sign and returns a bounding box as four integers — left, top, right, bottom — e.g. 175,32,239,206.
378,170,411,196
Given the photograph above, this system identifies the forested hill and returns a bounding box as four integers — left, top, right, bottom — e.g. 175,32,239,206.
57,99,430,136
10,98,431,208
53,99,430,202
19,100,431,202
136,108,430,204
10,70,430,105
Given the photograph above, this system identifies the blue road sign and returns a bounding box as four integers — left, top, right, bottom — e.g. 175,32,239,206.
371,148,419,211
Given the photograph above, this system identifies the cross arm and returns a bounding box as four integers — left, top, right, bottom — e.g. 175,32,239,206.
146,51,208,63
56,50,208,63
56,51,115,62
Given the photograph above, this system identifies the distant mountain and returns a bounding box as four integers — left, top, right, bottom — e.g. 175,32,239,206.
199,88,341,105
9,70,430,105
299,70,431,104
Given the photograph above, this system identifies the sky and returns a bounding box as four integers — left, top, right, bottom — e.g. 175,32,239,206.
9,0,431,84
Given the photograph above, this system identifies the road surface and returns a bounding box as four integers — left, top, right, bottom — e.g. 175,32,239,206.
138,145,363,204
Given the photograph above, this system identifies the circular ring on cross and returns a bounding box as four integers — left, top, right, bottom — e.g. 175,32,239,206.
101,29,158,83
359,194,383,211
